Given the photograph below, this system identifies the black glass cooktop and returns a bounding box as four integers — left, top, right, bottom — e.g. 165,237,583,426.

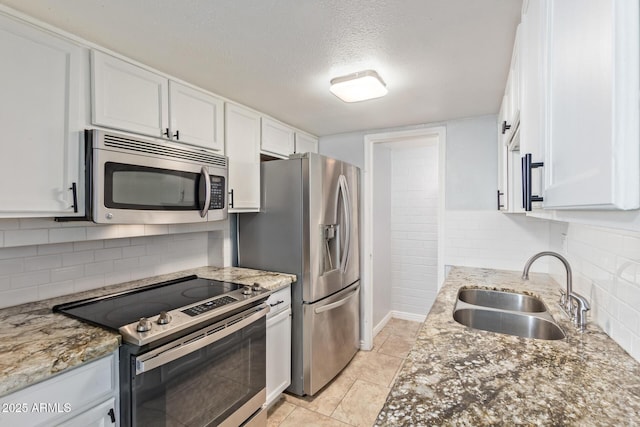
53,275,242,330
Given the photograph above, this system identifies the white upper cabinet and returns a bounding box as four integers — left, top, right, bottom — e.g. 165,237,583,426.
519,0,547,163
543,0,639,210
225,103,261,212
168,81,224,152
91,50,169,138
92,51,225,152
0,12,87,217
294,132,319,154
261,117,295,157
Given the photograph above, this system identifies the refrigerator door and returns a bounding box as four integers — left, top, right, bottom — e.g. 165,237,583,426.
303,281,360,395
340,161,360,288
306,154,345,302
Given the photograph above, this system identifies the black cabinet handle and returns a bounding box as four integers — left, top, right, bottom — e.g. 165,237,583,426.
501,120,511,135
522,153,544,211
174,130,180,140
69,182,78,213
497,190,504,210
270,300,285,307
228,189,234,209
163,128,170,138
108,408,116,423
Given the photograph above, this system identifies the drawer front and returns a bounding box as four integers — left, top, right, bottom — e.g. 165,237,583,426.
266,286,291,315
0,353,116,427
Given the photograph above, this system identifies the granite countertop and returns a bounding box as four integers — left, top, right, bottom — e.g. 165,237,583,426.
376,266,640,426
0,266,295,398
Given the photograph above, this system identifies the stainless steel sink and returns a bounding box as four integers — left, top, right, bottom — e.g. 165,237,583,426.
453,287,566,340
457,288,546,312
453,308,566,340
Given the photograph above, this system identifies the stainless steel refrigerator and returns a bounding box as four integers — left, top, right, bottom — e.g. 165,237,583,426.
238,153,360,396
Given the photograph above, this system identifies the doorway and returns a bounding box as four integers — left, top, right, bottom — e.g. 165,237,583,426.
361,127,446,350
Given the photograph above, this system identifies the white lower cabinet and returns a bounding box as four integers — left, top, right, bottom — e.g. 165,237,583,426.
0,353,118,427
56,398,116,427
266,286,292,407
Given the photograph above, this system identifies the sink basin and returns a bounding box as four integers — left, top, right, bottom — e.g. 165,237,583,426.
457,289,546,312
453,308,566,340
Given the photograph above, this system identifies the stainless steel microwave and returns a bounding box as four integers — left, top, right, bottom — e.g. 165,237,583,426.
86,129,227,224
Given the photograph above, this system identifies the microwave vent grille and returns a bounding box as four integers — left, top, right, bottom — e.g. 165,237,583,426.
103,134,227,167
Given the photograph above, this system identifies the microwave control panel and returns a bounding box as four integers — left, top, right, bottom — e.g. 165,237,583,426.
210,176,225,209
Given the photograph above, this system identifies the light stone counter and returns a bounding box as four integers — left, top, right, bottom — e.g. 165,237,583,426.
0,266,295,398
376,266,640,426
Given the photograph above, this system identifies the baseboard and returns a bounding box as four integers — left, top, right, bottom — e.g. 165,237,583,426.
391,310,427,323
372,311,393,337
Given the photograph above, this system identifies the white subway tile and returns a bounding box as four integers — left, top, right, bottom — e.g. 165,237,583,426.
74,275,105,292
49,227,87,244
0,277,10,291
51,265,85,282
0,258,25,276
104,238,131,248
4,229,49,247
85,226,121,241
117,224,145,237
19,218,61,230
0,287,39,308
94,247,123,261
11,271,50,289
84,260,114,276
25,254,62,272
144,224,169,236
114,258,140,270
0,231,3,247
73,240,104,252
63,251,95,267
0,246,37,260
0,219,20,230
38,280,75,300
37,243,74,255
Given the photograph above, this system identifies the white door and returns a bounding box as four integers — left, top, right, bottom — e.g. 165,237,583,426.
92,50,169,138
168,81,224,152
544,0,639,209
225,103,261,211
261,117,294,156
0,13,86,217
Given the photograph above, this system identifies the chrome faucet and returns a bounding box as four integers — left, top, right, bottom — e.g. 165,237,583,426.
522,251,590,331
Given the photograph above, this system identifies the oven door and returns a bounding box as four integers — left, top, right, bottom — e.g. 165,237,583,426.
127,304,267,427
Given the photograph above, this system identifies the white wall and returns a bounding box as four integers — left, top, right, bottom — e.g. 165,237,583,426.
0,218,230,308
372,146,392,327
548,222,640,362
390,145,439,315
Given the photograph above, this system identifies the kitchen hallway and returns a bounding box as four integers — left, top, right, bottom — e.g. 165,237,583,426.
267,318,422,427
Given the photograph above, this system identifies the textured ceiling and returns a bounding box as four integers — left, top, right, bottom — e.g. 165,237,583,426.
0,0,522,136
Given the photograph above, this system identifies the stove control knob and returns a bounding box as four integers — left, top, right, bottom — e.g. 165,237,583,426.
157,311,172,325
252,283,261,292
136,317,152,332
242,286,253,295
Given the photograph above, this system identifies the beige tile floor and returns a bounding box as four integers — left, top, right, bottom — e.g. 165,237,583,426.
267,318,422,427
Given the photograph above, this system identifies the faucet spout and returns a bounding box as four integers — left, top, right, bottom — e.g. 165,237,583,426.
522,251,588,330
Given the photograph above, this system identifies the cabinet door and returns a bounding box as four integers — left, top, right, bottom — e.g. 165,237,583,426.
168,81,224,152
294,132,318,154
544,0,639,209
92,50,169,138
0,13,86,217
519,0,547,162
261,117,295,156
266,308,291,407
225,103,261,211
56,398,116,427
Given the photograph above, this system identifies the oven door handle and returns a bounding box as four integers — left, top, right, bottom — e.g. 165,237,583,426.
135,303,269,375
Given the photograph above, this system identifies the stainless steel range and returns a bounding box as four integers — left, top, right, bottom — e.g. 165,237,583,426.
54,275,270,427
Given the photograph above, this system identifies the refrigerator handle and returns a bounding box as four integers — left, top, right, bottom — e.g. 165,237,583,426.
337,175,351,273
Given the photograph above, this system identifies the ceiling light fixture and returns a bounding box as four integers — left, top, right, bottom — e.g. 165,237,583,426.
329,70,388,103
